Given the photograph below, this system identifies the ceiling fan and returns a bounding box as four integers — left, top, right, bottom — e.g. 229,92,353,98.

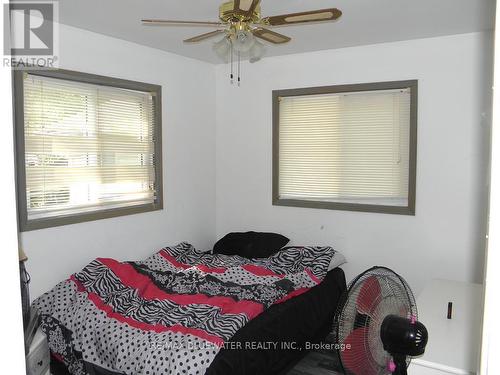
142,0,342,83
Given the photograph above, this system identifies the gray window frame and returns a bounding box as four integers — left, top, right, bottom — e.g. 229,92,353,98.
13,69,163,231
272,80,418,215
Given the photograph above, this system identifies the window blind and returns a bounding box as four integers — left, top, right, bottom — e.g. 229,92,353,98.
23,73,158,220
278,88,411,206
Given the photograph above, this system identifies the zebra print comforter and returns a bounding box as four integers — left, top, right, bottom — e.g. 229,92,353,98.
32,242,337,375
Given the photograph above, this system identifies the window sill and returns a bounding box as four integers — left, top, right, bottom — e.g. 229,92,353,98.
19,202,163,232
272,197,415,215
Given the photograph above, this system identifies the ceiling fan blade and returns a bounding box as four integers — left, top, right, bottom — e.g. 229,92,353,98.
252,28,291,44
262,8,342,26
233,0,261,16
184,30,225,43
142,19,224,27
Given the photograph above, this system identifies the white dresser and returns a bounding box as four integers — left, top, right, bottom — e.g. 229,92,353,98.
409,279,483,375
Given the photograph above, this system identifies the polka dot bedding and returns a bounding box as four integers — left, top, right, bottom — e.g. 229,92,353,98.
32,242,337,375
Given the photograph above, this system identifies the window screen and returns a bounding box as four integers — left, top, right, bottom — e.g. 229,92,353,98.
273,81,417,214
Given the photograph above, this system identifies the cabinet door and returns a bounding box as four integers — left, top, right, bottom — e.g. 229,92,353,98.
26,344,49,375
410,365,451,375
410,362,475,375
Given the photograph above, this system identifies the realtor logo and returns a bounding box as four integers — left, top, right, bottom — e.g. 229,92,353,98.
3,1,59,69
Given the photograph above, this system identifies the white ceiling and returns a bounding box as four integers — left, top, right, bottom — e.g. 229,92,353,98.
59,0,496,64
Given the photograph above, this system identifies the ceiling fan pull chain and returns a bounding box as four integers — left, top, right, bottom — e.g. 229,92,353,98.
237,52,241,86
230,42,234,84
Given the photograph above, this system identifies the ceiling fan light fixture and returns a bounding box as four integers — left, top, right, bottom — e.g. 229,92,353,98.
249,39,265,63
213,36,231,62
232,30,255,53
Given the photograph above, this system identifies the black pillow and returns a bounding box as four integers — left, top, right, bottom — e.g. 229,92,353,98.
213,231,289,259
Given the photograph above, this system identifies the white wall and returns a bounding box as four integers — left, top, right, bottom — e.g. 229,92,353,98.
215,32,493,293
22,30,492,299
22,24,217,299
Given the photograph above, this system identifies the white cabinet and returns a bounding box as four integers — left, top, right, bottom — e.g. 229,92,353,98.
409,280,483,375
26,327,50,375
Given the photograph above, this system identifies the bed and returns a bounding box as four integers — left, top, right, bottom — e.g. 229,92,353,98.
33,240,347,375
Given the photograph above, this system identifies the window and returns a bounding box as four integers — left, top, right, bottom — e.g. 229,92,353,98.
272,81,417,215
14,70,163,231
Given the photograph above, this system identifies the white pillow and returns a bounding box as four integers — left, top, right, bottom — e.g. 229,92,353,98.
328,251,347,271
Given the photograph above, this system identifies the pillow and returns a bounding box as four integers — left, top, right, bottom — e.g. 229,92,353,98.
328,251,347,271
213,231,289,258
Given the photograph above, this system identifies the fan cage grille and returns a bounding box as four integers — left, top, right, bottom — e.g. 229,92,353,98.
333,266,417,375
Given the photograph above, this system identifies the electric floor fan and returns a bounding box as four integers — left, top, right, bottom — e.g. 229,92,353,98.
334,267,428,375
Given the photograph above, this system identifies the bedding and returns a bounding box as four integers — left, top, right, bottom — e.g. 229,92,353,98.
206,267,347,375
213,231,289,258
32,242,338,375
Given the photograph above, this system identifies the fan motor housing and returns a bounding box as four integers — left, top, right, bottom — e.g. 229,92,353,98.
219,1,261,23
380,315,428,357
